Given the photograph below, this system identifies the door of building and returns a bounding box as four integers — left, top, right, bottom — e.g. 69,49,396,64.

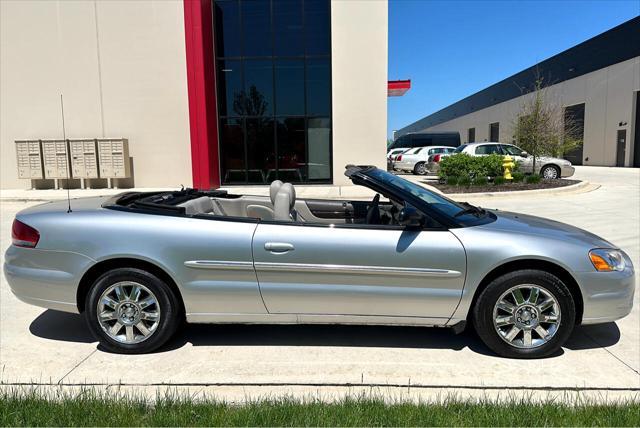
616,129,627,167
634,92,640,167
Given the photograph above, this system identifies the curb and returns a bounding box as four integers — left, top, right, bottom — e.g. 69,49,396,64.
424,180,595,198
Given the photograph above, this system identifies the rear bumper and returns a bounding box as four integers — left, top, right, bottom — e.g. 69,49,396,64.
3,245,94,314
575,264,635,324
393,160,415,171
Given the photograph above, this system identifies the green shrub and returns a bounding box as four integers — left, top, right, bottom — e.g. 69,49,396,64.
439,153,507,179
493,176,506,185
445,176,458,186
457,175,471,186
512,172,525,183
473,176,488,186
525,174,541,184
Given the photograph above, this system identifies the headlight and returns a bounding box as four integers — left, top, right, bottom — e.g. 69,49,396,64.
589,249,626,272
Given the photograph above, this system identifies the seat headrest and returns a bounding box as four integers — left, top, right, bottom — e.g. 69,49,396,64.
279,183,296,210
269,180,283,205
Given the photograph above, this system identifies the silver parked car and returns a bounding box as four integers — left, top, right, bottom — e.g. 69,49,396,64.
455,142,575,178
4,166,633,358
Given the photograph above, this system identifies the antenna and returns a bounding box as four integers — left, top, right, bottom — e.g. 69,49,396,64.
60,94,72,213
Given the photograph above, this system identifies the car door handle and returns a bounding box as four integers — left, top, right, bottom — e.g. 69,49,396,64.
264,242,295,253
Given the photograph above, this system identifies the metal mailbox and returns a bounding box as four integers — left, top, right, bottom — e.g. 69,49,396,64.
41,139,70,179
69,139,99,179
97,138,130,179
15,140,44,179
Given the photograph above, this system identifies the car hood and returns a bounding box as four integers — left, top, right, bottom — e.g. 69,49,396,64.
478,210,614,249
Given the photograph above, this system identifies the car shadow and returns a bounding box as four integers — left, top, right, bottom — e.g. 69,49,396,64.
28,310,620,357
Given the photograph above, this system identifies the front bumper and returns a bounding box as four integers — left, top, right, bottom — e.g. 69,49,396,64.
561,165,576,178
3,245,94,314
575,262,635,324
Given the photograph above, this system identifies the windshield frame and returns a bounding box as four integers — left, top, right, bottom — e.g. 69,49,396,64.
350,167,496,228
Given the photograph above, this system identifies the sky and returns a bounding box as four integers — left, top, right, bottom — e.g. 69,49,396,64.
387,0,640,139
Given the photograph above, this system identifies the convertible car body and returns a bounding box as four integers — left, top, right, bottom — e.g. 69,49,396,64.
4,166,635,358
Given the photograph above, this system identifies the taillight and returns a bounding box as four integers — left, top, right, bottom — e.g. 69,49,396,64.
433,154,441,162
12,219,39,248
397,155,402,161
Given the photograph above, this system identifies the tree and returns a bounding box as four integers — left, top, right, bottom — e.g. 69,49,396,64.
233,85,269,117
511,77,583,171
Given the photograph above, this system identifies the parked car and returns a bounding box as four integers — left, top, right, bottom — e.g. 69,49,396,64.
387,148,407,171
393,146,457,175
5,166,633,358
455,142,575,178
426,151,455,175
388,132,460,151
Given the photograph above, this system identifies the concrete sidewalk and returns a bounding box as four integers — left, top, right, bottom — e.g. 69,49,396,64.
1,166,638,402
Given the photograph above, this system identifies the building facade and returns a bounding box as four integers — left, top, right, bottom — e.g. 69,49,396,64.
397,17,640,168
0,0,387,190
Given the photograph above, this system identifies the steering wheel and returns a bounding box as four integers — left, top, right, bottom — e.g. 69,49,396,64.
366,193,381,224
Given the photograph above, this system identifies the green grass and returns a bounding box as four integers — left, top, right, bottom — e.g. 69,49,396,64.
0,389,638,426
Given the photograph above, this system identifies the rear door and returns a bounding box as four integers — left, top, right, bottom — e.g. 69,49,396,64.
251,223,466,319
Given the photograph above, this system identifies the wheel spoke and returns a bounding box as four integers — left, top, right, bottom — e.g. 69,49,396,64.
523,329,533,346
125,326,134,342
539,313,558,323
537,299,555,312
136,322,151,336
511,289,526,305
114,285,126,302
505,326,521,342
129,285,142,302
141,311,159,321
102,296,118,310
99,311,117,321
495,315,514,327
535,325,549,340
109,322,123,336
138,297,155,309
528,287,540,304
496,300,516,313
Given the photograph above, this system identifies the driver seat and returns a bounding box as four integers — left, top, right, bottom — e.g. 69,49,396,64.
246,180,283,220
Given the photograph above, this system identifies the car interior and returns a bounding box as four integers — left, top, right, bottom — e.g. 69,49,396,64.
174,180,409,226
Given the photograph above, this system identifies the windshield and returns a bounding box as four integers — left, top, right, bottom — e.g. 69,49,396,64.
363,168,491,224
454,144,467,153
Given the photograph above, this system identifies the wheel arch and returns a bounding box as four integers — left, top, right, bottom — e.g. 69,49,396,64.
468,259,584,324
76,257,185,315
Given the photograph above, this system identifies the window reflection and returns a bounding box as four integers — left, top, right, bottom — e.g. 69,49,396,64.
214,0,332,184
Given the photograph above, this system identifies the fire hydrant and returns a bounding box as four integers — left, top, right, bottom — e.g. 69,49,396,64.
503,155,515,180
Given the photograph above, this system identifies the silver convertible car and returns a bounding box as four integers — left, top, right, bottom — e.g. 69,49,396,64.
4,166,634,358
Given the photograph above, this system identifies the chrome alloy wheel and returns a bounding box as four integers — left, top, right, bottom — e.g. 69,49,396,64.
97,281,161,344
492,284,561,349
416,163,427,175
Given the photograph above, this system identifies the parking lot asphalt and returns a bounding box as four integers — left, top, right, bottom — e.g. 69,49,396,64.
0,166,638,402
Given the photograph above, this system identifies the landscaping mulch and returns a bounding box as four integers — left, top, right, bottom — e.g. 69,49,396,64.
430,179,581,194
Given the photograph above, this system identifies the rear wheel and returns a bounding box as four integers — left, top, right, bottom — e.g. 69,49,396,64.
472,269,575,358
413,162,427,175
84,268,181,354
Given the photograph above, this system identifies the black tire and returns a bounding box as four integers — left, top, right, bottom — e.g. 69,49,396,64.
84,267,181,354
540,165,560,179
413,162,427,175
472,269,575,359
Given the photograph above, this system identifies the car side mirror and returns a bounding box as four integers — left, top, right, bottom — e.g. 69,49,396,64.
520,151,529,157
398,203,424,228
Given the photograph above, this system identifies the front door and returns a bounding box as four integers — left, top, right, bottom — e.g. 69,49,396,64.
617,130,627,167
251,223,466,319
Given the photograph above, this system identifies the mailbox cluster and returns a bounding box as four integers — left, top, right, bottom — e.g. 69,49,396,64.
15,138,130,188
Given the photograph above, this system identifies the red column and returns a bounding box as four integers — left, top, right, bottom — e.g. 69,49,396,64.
183,0,220,189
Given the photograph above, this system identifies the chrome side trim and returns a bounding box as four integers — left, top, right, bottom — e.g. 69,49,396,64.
184,260,254,270
254,262,461,278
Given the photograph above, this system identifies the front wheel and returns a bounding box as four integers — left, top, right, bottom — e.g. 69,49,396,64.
472,269,575,358
84,268,181,354
540,165,560,179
